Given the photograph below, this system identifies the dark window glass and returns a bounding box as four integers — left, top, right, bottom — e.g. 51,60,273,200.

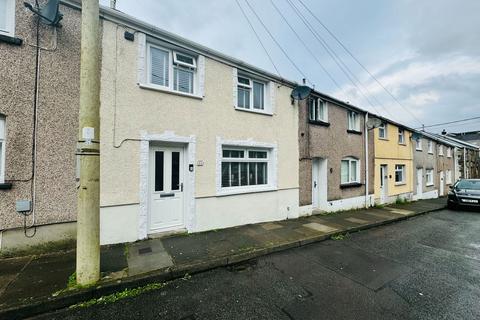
231,162,239,186
171,152,180,190
223,150,244,158
155,151,164,191
240,163,248,186
221,162,230,187
248,151,267,159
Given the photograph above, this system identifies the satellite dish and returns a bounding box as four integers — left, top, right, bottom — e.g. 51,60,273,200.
290,86,312,101
24,0,63,26
366,117,383,129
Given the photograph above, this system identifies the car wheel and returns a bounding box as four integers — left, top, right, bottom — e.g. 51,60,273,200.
447,202,457,210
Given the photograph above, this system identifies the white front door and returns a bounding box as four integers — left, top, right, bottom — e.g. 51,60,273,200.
312,159,320,208
149,145,185,234
416,168,423,199
380,165,388,204
439,171,445,196
312,158,327,210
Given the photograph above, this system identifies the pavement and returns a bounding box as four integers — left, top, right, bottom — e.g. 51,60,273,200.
30,206,480,320
0,198,446,319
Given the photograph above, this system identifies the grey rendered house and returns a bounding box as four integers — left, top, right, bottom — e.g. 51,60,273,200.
0,0,80,251
412,132,456,199
298,91,374,215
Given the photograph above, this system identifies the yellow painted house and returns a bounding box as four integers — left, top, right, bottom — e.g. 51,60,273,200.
373,121,414,204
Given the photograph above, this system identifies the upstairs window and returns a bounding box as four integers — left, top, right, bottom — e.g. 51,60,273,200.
341,157,360,184
395,164,406,184
0,116,5,183
308,98,327,122
446,170,452,184
415,138,422,151
221,147,270,189
237,76,265,111
0,0,15,37
428,140,433,154
398,129,405,144
447,147,452,158
347,111,360,131
378,123,387,139
439,145,444,156
148,44,197,95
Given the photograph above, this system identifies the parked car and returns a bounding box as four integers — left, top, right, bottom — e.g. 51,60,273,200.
447,179,480,210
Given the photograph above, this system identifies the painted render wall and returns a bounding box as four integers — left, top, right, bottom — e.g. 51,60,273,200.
374,123,414,201
412,137,437,199
298,98,374,211
0,1,80,232
99,21,299,244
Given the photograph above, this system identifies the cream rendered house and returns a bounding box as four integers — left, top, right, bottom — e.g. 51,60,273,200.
96,7,299,244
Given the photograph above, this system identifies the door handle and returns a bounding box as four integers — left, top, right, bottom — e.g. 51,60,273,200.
314,181,317,188
180,183,184,192
160,193,175,198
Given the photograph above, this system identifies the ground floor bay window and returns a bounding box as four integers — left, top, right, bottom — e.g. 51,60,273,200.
221,147,271,190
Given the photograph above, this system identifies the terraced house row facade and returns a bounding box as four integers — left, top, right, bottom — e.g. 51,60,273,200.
0,0,479,250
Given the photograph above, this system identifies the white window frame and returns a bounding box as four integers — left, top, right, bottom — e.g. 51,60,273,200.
0,116,5,183
398,128,405,144
428,140,433,154
236,74,266,112
145,43,199,97
415,138,422,151
0,0,15,37
340,157,360,185
308,98,328,122
426,169,434,186
378,123,387,139
395,164,406,184
447,147,452,158
439,145,444,156
216,138,277,196
347,111,360,132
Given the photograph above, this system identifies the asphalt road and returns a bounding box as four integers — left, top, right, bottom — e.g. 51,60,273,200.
31,208,480,320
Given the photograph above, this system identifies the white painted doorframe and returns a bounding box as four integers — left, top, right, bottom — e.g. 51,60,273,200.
439,171,445,196
148,144,187,234
416,168,423,199
312,158,327,210
380,164,388,204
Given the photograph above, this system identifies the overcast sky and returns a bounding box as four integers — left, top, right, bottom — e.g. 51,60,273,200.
100,0,480,133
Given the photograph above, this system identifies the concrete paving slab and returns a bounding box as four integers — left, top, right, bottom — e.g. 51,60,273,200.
303,222,337,233
345,217,369,224
0,252,75,307
127,240,173,276
261,222,283,231
0,257,31,297
384,207,415,215
101,244,128,273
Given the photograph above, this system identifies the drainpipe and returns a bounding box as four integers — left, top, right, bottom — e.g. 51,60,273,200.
463,148,467,179
364,112,369,208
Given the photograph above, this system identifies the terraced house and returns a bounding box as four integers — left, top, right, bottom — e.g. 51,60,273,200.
298,92,374,214
373,119,414,204
95,4,300,244
412,132,455,200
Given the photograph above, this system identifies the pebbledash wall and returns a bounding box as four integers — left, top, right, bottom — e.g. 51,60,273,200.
98,19,299,245
412,136,438,200
0,0,80,250
297,94,374,215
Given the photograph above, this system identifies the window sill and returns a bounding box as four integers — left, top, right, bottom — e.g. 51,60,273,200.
217,185,277,197
398,142,406,146
0,182,13,190
347,129,362,135
340,182,363,189
426,183,434,187
138,83,203,100
379,137,388,141
308,120,330,127
395,182,406,186
234,106,273,116
0,34,22,46
428,152,433,154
